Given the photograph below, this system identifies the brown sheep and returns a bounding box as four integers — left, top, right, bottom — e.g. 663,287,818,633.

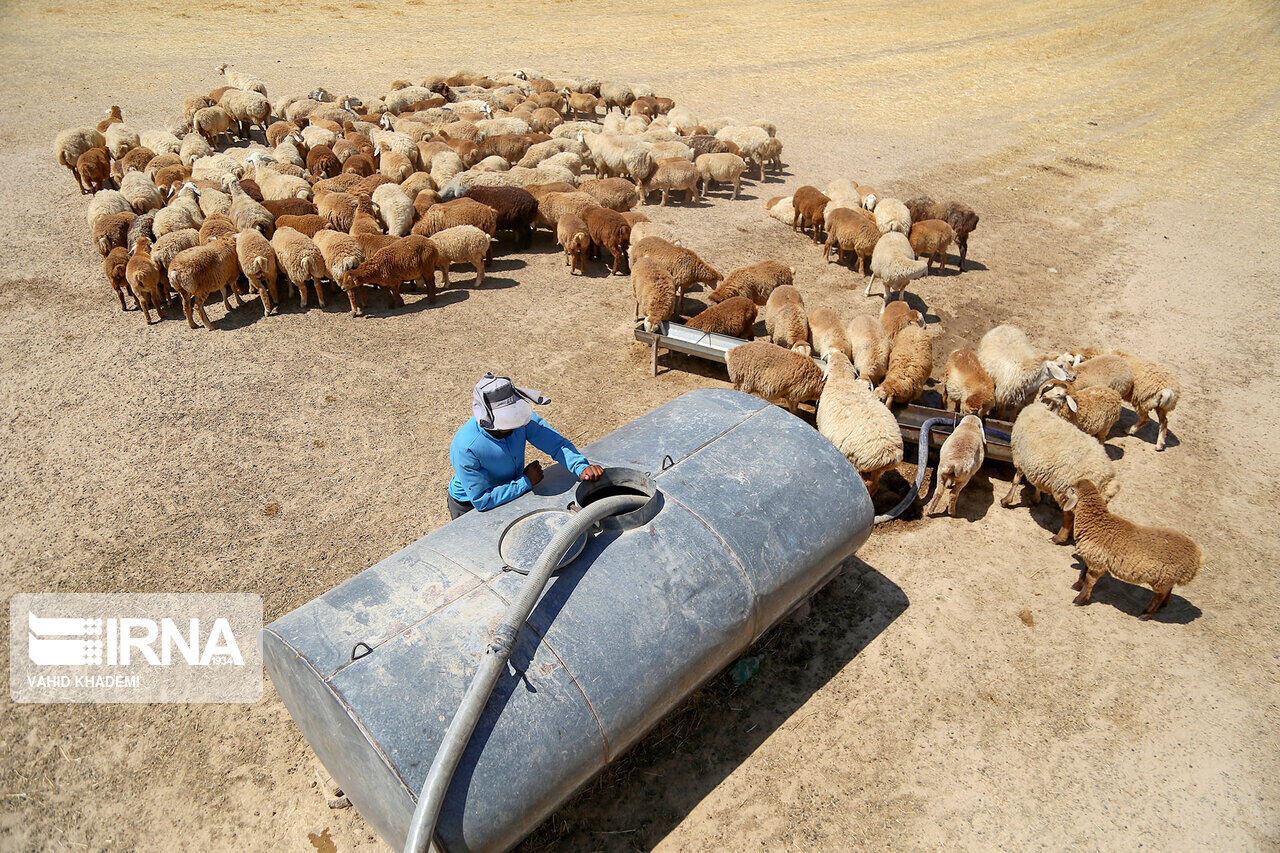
413,197,498,238
877,325,932,407
823,207,881,274
274,214,328,238
631,256,676,331
343,235,439,309
343,152,377,177
908,219,956,274
726,341,827,414
904,196,979,270
235,229,279,316
708,260,793,305
791,185,829,243
628,236,722,314
103,247,132,311
262,198,317,219
582,205,632,275
641,157,700,206
474,133,534,163
464,186,538,248
764,285,810,355
535,190,595,230
117,146,155,179
76,147,115,194
125,238,164,324
93,210,137,257
578,177,640,212
686,296,757,339
317,191,358,231
199,213,238,243
97,105,123,133
557,213,589,275
306,145,341,179
349,193,383,236
1065,480,1201,619
168,236,241,330
943,349,996,415
880,301,924,339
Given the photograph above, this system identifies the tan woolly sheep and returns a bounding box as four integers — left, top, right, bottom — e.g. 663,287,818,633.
685,296,757,339
125,238,164,325
823,207,881,274
1001,396,1119,544
873,198,911,235
429,224,491,287
924,415,986,517
168,236,241,330
270,227,328,308
103,247,131,311
846,314,891,385
808,308,852,361
1038,380,1123,444
1064,479,1201,619
629,236,722,314
632,256,677,332
695,153,748,199
556,213,589,275
876,325,932,407
708,260,792,305
908,219,956,274
56,126,106,192
726,341,827,414
865,232,928,303
977,324,1074,416
817,351,902,495
879,301,924,339
235,229,279,316
764,285,810,355
641,157,699,206
312,229,366,313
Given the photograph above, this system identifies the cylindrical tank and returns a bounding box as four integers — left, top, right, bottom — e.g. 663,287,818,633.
263,388,874,851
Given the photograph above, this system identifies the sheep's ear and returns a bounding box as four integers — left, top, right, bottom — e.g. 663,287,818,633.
1062,489,1078,512
1066,395,1078,413
1047,362,1069,381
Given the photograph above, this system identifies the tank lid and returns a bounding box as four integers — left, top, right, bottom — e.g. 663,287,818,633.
498,509,588,575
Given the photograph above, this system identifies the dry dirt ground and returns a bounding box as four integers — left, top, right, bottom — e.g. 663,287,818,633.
2,1,1279,850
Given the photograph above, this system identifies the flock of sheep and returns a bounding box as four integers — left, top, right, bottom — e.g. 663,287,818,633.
55,66,1199,620
57,65,778,327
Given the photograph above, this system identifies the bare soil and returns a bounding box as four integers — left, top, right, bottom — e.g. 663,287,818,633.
1,1,1278,850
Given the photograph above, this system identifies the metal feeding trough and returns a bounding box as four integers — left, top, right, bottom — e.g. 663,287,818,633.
262,389,874,852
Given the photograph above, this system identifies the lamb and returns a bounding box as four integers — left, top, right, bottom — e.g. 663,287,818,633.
74,147,113,194
707,260,792,305
1058,353,1134,399
428,224,490,287
215,63,268,97
124,238,164,324
1116,352,1180,451
270,227,328,308
415,197,498,238
92,210,136,256
880,301,924,338
823,207,881,274
343,235,439,311
1000,396,1118,544
924,415,986,517
817,351,903,495
179,133,213,167
578,177,640,212
219,89,271,139
905,197,980,270
629,237,722,314
685,296,757,339
371,183,414,237
876,325,932,407
631,256,677,332
97,105,123,133
802,307,850,362
1064,480,1201,619
713,125,770,180
726,341,828,414
235,229,279,316
463,185,539,247
846,314,891,384
873,198,911,235
55,126,106,192
857,185,879,210
582,205,632,275
641,157,699,206
222,176,274,235
908,219,956,274
791,186,829,242
943,349,996,415
764,285,810,355
556,213,589,274
764,194,795,225
312,229,366,313
977,324,1074,416
1038,380,1123,444
865,232,928,303
119,171,165,213
168,236,242,330
103,247,132,311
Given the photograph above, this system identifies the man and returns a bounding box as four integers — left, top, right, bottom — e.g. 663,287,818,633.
447,373,604,519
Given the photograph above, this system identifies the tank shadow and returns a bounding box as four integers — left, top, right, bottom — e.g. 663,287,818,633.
516,556,908,851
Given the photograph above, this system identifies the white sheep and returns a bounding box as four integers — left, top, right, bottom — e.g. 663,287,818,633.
873,198,911,234
925,415,986,517
713,125,771,180
865,231,928,302
695,153,747,199
372,183,414,237
1001,395,1118,544
139,130,182,156
55,126,106,192
119,171,164,213
103,124,139,161
179,133,213,167
765,195,795,225
428,224,491,287
216,63,267,96
816,351,902,495
270,226,328,308
153,184,204,236
583,132,655,184
86,189,132,227
977,324,1074,416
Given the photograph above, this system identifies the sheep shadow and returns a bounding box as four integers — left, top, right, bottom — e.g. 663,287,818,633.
654,351,729,382
914,467,999,523
1066,556,1202,623
1104,442,1126,461
1114,407,1180,451
515,555,908,852
364,287,470,317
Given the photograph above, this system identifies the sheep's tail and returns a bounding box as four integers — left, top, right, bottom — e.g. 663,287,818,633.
1101,476,1120,502
247,258,268,277
1156,388,1177,411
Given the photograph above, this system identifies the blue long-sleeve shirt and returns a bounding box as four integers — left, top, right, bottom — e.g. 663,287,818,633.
448,413,590,511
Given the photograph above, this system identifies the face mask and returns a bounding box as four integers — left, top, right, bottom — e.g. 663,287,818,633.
485,427,513,440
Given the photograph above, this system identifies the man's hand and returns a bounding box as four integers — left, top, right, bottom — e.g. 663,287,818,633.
524,461,544,487
579,464,604,482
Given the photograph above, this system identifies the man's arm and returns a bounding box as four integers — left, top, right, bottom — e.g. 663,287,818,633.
524,413,589,476
452,450,531,511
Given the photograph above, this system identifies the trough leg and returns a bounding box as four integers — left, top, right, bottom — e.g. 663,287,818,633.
651,337,659,377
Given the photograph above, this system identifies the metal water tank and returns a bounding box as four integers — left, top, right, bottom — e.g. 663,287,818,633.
263,388,874,851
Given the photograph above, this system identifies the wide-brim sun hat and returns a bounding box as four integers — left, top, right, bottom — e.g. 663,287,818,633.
472,373,550,431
